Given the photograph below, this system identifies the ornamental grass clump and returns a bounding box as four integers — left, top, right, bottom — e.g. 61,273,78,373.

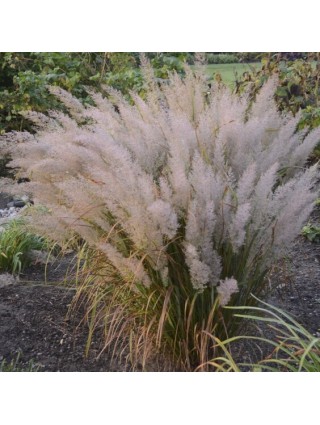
2,59,320,370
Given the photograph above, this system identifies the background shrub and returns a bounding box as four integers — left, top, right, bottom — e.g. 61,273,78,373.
206,53,239,64
234,53,320,160
234,56,320,118
0,52,188,135
0,52,186,180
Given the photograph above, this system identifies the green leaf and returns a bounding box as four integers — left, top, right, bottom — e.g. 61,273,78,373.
276,87,288,98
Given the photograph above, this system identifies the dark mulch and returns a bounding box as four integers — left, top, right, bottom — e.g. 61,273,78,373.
266,206,320,336
0,249,128,371
1,284,97,371
0,191,319,371
267,235,320,336
0,280,127,372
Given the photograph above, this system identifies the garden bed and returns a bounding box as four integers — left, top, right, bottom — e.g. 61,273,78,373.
0,214,319,372
0,282,130,371
0,196,319,372
0,246,130,372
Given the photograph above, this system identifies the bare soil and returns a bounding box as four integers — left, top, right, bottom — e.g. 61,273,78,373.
0,194,319,371
0,256,128,371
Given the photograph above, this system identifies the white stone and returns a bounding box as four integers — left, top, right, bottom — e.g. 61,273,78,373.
28,250,55,265
0,273,19,288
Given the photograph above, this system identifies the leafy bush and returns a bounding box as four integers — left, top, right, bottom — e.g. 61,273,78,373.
0,52,94,133
0,52,187,135
3,63,320,370
0,219,47,274
234,54,320,161
0,53,142,180
235,55,320,125
206,53,239,64
236,52,265,62
105,54,188,98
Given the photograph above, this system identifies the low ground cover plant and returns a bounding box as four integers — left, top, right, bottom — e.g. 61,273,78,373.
301,223,320,242
0,219,47,274
0,352,41,372
2,59,320,370
206,299,320,372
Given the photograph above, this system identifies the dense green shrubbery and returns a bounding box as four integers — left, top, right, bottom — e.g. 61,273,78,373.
0,52,187,178
104,54,188,97
0,53,137,133
206,53,239,64
0,52,188,135
235,55,320,118
234,53,320,159
4,52,317,135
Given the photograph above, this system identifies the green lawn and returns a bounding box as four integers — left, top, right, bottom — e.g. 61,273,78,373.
203,62,262,86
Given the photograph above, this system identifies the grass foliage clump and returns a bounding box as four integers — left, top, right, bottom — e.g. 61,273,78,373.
3,59,320,370
207,299,320,372
0,219,47,274
0,352,41,372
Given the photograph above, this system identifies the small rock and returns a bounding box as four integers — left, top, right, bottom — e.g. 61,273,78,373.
21,195,31,204
0,273,19,288
7,200,27,208
28,250,55,265
0,206,20,222
17,178,30,184
13,200,26,208
11,195,33,208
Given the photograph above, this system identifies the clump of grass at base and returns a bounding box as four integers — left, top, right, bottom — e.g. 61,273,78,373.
0,352,42,372
205,298,320,372
3,58,320,371
0,219,47,274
